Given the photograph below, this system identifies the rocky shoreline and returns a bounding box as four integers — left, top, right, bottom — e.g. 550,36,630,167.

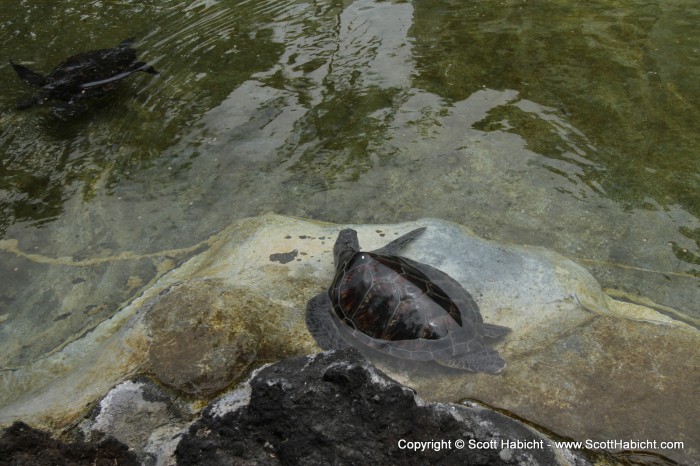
1,216,696,465
0,349,681,466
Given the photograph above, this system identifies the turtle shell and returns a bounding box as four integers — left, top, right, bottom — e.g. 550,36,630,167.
11,38,157,113
43,41,143,99
48,49,135,84
329,251,483,361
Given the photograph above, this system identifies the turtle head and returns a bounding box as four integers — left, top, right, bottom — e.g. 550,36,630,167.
333,228,360,268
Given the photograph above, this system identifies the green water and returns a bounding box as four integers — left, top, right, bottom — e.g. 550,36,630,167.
1,0,285,232
2,0,698,228
0,0,698,396
413,0,700,213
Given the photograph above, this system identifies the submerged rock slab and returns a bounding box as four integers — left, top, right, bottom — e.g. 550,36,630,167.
0,214,696,463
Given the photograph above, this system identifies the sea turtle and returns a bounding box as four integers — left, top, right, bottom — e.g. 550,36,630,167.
10,37,158,117
306,227,510,373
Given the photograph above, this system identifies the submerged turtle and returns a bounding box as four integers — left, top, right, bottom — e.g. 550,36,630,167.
10,37,158,117
306,227,510,373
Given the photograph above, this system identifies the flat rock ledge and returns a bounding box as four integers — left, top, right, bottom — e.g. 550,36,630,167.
1,349,677,466
1,215,696,466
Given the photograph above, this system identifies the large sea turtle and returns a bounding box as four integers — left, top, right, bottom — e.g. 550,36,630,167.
10,37,158,117
306,227,510,373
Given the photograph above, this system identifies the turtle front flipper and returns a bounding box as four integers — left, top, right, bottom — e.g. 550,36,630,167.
80,70,138,89
10,61,47,87
306,293,351,351
130,61,159,75
437,348,505,373
372,227,427,255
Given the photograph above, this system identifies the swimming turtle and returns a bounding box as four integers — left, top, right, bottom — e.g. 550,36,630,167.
10,37,158,117
306,227,510,373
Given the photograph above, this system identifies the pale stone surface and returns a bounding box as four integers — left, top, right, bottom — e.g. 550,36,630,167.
0,213,696,463
77,379,193,466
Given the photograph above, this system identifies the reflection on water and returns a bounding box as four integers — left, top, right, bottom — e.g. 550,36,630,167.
411,1,700,214
0,0,286,235
0,0,698,434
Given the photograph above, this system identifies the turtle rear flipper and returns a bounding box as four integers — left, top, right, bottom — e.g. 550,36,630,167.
10,61,47,87
438,348,505,373
306,293,351,351
50,101,89,119
16,93,46,110
480,323,510,341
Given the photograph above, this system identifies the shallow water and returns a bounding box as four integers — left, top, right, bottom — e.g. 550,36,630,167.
0,0,698,420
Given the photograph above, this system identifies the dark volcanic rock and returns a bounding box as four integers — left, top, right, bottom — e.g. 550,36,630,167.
0,421,138,466
175,349,593,465
3,349,679,465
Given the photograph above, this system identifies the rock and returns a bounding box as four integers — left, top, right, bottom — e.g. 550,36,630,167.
75,377,192,466
144,280,263,396
172,349,652,465
0,214,696,464
2,350,679,466
0,420,139,466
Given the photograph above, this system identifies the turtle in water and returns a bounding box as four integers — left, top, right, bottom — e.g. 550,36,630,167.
306,227,510,373
10,37,158,117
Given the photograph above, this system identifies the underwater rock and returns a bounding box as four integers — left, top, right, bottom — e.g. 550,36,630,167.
0,214,696,464
143,280,263,396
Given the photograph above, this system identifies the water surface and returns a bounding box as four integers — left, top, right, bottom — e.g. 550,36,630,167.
0,0,698,416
